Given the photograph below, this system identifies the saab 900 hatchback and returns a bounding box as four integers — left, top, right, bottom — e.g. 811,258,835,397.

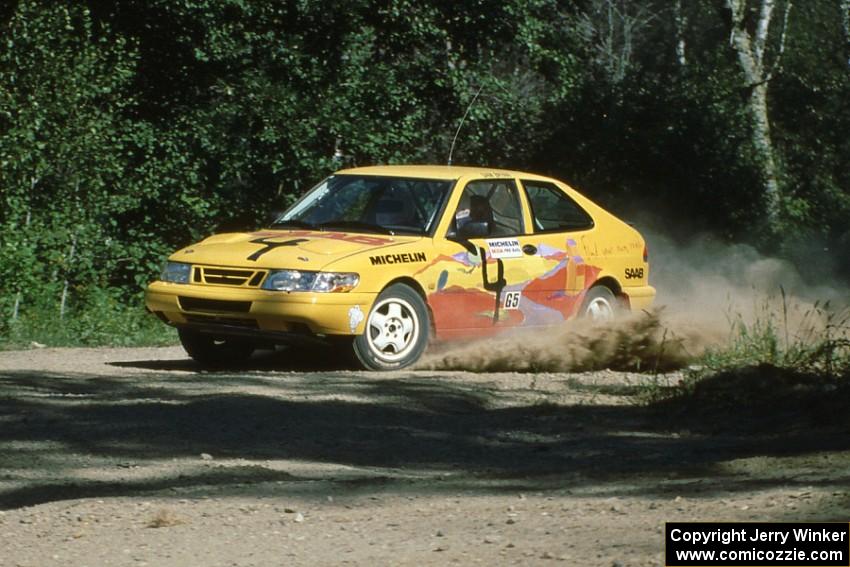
145,165,655,369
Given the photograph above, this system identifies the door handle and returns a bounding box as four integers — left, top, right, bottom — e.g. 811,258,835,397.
522,244,537,255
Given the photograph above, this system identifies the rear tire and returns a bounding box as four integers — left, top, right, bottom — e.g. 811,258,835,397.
580,286,620,322
178,328,255,367
352,284,429,370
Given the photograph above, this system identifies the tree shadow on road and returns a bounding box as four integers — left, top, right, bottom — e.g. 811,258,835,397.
107,344,352,372
1,366,849,510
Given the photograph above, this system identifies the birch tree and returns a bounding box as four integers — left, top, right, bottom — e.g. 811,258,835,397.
675,0,687,66
842,0,850,65
575,0,658,84
725,0,792,233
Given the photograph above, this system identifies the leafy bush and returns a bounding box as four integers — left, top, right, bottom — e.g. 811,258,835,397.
639,293,850,409
648,294,850,433
1,1,848,346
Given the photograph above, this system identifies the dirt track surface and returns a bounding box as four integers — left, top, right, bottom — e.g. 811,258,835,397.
1,347,849,566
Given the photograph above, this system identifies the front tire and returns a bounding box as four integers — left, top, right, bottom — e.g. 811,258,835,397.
352,284,429,370
178,328,255,367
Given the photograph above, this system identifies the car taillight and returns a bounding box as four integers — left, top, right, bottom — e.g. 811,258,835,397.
643,246,649,263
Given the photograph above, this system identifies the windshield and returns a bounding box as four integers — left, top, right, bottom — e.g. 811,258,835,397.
275,175,452,235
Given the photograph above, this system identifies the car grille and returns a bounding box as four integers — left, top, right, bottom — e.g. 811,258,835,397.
179,296,252,313
193,266,266,287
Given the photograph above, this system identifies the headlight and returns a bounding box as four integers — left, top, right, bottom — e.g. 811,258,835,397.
161,261,192,284
312,272,360,293
262,270,359,293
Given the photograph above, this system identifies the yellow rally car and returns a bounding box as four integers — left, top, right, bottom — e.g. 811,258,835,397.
145,165,655,370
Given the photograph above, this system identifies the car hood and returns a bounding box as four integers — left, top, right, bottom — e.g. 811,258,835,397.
170,229,422,270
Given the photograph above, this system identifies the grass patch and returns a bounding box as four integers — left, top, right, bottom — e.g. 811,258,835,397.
649,293,850,432
1,288,176,349
688,294,850,384
146,508,186,528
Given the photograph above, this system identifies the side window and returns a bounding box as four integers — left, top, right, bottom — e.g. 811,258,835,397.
450,179,524,238
522,180,594,232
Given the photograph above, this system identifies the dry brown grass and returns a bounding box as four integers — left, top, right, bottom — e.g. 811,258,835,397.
146,508,186,529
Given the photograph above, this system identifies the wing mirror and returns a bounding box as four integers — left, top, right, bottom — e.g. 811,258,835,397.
457,221,490,239
447,221,490,254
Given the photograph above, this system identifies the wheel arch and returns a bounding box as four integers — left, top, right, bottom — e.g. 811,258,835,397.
589,275,629,309
381,276,436,337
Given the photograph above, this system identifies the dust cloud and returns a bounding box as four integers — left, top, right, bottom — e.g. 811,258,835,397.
418,232,849,373
417,309,691,373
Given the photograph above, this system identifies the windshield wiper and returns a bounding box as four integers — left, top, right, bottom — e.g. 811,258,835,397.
317,220,395,235
269,219,319,230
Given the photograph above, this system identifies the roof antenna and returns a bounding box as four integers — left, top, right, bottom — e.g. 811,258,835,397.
332,137,356,167
333,137,344,164
447,85,484,166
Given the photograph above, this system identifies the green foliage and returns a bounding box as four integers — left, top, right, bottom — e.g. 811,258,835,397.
0,1,142,334
692,295,850,382
639,296,850,408
0,0,848,346
1,288,176,349
770,1,850,255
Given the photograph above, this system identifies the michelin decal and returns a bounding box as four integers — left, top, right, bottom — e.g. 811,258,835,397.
486,238,522,259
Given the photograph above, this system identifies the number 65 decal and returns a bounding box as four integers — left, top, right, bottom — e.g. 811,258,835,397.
503,291,521,310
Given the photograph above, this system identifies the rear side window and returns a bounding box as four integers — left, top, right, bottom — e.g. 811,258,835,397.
522,180,594,232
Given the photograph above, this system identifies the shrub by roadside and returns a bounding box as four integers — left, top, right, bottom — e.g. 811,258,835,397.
0,288,175,350
650,298,850,433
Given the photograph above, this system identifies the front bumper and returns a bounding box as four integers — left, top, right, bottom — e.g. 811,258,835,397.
145,281,376,338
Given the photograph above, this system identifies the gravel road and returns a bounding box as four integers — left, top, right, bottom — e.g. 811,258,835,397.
1,346,848,566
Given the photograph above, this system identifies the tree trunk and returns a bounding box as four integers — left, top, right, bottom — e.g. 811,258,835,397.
577,0,659,84
725,0,791,234
11,205,30,322
749,83,782,227
842,0,850,66
675,0,687,66
59,233,77,319
11,178,36,323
